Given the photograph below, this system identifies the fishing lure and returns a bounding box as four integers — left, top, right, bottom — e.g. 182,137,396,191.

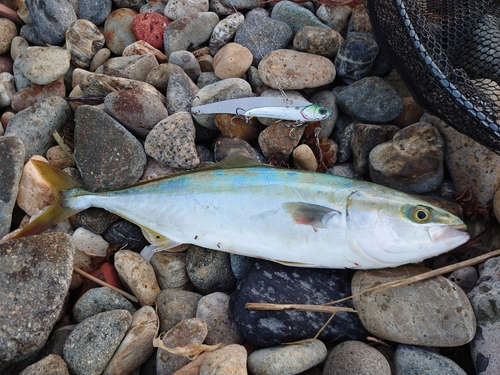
191,97,333,124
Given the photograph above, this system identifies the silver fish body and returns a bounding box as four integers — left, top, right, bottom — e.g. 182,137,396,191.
30,158,469,270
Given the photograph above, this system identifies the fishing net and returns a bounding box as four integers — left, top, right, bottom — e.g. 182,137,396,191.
364,0,500,154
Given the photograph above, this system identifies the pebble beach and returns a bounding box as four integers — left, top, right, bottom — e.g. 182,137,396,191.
1,0,500,374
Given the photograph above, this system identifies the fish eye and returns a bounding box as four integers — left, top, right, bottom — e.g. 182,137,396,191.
410,206,431,223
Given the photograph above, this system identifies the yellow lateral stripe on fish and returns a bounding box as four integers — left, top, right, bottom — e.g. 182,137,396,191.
10,156,470,269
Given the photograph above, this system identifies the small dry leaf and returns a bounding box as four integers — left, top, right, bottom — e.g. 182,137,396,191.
152,335,221,360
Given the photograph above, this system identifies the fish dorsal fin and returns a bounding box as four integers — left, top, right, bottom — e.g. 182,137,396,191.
140,227,182,250
283,202,341,228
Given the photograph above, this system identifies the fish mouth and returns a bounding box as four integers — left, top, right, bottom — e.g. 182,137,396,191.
427,224,469,243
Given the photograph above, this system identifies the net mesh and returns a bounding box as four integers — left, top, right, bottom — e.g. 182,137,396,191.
364,0,500,154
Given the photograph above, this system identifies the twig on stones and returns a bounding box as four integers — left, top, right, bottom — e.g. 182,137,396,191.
73,266,139,303
245,303,355,314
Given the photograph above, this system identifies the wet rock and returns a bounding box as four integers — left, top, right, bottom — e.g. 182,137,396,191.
271,0,328,34
163,12,219,55
258,120,305,163
104,8,138,55
0,18,16,55
65,19,106,69
114,250,161,306
63,310,132,375
336,76,404,122
369,122,444,194
322,340,391,375
258,49,335,90
5,96,72,162
191,77,252,130
248,340,327,375
200,344,247,375
316,4,351,32
104,88,169,138
0,136,24,238
293,26,344,59
169,50,201,82
102,220,149,252
394,345,467,375
164,0,209,20
234,9,293,65
209,12,245,55
22,0,77,45
352,265,476,347
16,46,71,85
157,289,202,332
468,257,500,375
156,318,208,374
150,252,192,290
0,233,75,371
350,123,399,176
73,287,136,323
196,292,242,345
186,245,237,294
213,43,252,79
423,113,500,206
98,54,159,81
335,33,379,81
213,137,264,162
132,12,171,49
74,105,147,191
103,306,158,375
145,112,200,169
231,260,366,347
77,0,112,25
19,354,70,375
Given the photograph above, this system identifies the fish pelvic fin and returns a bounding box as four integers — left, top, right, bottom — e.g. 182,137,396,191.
140,227,182,250
10,160,86,240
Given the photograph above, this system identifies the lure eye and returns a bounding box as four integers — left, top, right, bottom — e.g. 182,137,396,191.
319,108,327,115
410,206,431,223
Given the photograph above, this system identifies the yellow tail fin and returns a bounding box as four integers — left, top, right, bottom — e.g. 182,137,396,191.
10,160,86,239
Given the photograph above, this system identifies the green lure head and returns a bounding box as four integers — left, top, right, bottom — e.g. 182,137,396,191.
300,104,333,121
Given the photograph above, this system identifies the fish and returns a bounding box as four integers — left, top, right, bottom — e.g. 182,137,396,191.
10,156,470,269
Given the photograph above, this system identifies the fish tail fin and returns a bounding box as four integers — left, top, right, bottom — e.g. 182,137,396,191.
10,160,86,239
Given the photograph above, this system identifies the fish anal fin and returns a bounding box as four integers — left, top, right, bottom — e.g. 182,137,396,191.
273,259,316,267
283,202,341,228
140,227,182,251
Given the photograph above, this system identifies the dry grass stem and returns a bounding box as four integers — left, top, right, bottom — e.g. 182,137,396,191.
245,303,355,314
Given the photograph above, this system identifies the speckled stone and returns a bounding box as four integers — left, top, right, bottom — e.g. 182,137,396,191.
164,0,209,20
231,260,366,348
0,18,16,55
209,12,245,55
394,345,467,375
4,96,72,162
18,354,70,375
196,292,242,345
163,12,219,56
200,344,247,375
369,122,445,194
122,40,169,64
448,267,478,294
150,252,192,290
145,112,200,169
102,220,149,253
73,287,136,323
104,88,169,138
258,49,336,90
336,76,404,123
186,245,237,295
352,265,476,347
0,233,75,371
271,0,328,34
63,310,132,375
156,289,202,333
248,340,327,375
322,340,391,375
103,8,138,55
293,26,344,59
258,120,305,163
97,54,159,81
169,50,201,82
10,76,66,112
156,318,208,375
77,0,112,25
65,19,106,69
234,9,293,65
74,105,147,191
166,69,199,115
316,4,351,31
0,136,24,238
16,46,71,85
114,0,146,11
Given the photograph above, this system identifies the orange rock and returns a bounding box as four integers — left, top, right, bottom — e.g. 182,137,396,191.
214,114,262,142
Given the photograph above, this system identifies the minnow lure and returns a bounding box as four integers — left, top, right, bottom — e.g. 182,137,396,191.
10,156,469,269
191,97,332,124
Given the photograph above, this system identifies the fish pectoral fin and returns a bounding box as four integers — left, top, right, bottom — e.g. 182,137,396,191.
141,227,182,250
283,202,341,228
273,259,316,267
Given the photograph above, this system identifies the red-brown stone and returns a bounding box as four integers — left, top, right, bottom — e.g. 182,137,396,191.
132,12,171,49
